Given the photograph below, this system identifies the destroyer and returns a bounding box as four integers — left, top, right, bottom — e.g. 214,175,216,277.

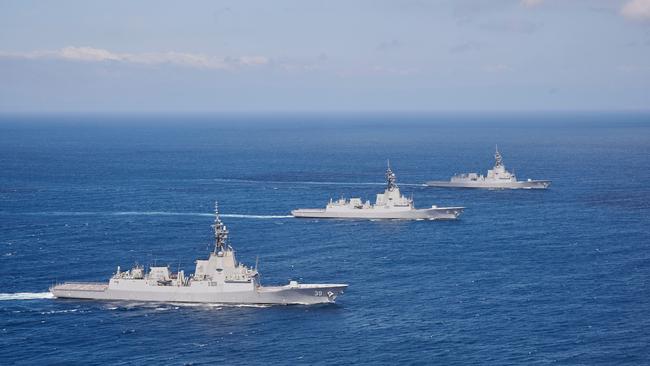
292,162,463,220
51,203,347,305
426,147,550,189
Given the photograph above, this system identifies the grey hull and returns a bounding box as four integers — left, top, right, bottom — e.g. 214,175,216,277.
51,282,347,305
425,180,550,189
292,207,463,220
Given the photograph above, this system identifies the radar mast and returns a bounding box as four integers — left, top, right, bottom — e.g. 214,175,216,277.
494,145,503,167
386,159,398,191
212,201,229,253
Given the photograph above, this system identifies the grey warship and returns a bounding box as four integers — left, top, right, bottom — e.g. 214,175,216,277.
50,203,347,305
426,147,551,190
292,162,463,220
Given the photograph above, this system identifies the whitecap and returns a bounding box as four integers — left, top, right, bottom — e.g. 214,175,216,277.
40,308,79,315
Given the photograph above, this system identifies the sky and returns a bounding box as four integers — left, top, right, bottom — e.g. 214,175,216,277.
0,0,649,114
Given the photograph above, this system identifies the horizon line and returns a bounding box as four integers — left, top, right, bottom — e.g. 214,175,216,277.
2,109,650,118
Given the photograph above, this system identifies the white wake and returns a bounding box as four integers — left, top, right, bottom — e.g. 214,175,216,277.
3,211,293,219
115,212,292,219
221,214,293,219
0,292,54,301
212,177,426,187
213,178,384,186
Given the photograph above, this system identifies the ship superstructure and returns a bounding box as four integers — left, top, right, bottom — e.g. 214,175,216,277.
292,162,463,220
50,203,347,305
426,147,550,189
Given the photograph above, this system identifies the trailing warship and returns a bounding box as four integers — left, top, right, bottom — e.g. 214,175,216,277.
292,162,463,220
425,147,551,189
50,203,347,305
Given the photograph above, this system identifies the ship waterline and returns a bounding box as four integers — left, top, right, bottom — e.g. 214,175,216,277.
292,206,463,220
424,179,550,190
50,282,346,305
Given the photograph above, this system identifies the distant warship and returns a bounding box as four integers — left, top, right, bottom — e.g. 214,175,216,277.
426,147,550,189
51,203,347,305
292,162,463,220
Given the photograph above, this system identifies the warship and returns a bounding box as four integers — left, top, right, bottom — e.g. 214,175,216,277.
50,203,347,305
292,162,463,220
425,147,551,190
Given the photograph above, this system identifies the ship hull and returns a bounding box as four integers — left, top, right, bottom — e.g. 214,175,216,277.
425,180,550,189
291,207,463,220
50,282,347,305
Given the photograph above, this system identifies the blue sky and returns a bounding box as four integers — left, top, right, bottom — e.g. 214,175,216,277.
1,0,649,113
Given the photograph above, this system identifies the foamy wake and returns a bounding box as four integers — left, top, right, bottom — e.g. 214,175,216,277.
116,212,293,219
212,178,385,186
168,302,270,309
3,211,293,219
221,214,292,219
0,292,54,301
106,302,270,310
212,177,426,187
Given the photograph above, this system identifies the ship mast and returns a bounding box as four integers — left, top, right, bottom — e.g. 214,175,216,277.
386,159,398,191
494,145,503,167
212,201,229,254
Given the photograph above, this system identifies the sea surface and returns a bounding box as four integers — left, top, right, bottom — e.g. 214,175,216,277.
1,113,649,365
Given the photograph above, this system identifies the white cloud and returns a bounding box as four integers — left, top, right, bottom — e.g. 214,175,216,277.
0,46,269,69
521,0,543,8
60,46,121,62
621,0,650,21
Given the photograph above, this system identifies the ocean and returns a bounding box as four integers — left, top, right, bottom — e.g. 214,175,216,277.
1,113,649,365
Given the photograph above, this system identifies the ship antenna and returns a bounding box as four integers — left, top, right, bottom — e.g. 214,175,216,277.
386,159,397,191
212,201,229,253
494,145,503,167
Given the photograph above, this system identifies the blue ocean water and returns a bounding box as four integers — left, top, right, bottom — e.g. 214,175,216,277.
0,113,649,365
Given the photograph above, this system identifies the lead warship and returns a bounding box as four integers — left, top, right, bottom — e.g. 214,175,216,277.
292,163,463,220
50,203,347,305
425,147,551,189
